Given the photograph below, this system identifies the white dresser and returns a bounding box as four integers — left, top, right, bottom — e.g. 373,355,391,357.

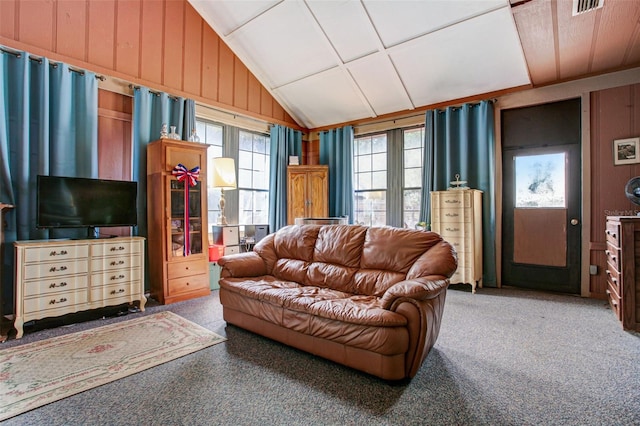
13,236,146,338
431,189,483,293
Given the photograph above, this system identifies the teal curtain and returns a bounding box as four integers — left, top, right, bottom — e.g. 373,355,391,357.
319,126,354,222
0,47,98,311
420,100,496,285
269,124,302,232
132,87,191,239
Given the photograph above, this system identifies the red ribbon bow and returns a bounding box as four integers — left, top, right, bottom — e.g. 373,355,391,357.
171,163,200,256
172,163,200,186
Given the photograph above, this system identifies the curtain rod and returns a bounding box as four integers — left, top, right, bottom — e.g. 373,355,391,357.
335,99,497,133
129,84,181,101
0,47,105,80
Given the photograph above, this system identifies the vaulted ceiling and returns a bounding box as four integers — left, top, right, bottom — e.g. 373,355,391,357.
189,0,640,129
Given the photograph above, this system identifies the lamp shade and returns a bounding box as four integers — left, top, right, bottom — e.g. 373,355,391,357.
211,157,237,189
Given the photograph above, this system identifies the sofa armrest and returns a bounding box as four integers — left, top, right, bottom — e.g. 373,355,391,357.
379,276,449,309
218,252,267,278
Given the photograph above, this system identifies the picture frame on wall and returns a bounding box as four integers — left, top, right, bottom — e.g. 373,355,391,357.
614,137,640,165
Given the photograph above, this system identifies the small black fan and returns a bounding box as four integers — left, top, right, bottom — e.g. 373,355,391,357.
624,177,640,206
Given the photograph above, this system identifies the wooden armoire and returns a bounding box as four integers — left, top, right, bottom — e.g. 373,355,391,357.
287,165,328,225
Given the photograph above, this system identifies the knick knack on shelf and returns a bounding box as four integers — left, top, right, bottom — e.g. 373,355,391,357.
188,129,200,142
168,125,180,140
160,123,168,139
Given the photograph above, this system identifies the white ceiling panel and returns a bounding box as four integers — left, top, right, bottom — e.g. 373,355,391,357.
224,1,340,89
189,0,279,37
390,7,530,107
275,68,375,128
347,53,414,116
364,0,508,48
306,0,381,63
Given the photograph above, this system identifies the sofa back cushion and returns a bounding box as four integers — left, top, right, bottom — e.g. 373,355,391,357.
263,225,448,297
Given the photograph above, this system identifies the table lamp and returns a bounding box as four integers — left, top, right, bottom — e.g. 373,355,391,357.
211,157,237,225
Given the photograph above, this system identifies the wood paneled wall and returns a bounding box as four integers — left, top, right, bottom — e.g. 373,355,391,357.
590,83,640,297
0,0,301,130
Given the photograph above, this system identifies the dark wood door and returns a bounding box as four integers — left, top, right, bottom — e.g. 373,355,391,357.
502,99,582,293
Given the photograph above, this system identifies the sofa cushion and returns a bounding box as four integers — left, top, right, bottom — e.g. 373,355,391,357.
220,277,407,327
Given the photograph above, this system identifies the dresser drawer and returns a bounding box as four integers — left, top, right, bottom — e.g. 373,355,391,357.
435,223,469,239
90,282,140,302
605,242,621,274
24,244,89,263
450,267,472,284
441,236,471,255
23,275,86,297
431,192,472,209
23,259,89,280
224,245,241,255
92,240,140,257
91,254,142,272
431,207,472,224
605,222,621,246
168,260,208,279
605,266,621,296
606,282,622,321
91,267,142,287
167,273,209,296
23,290,88,314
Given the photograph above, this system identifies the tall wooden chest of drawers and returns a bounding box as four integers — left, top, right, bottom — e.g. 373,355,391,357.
431,189,483,293
605,216,640,331
13,237,146,338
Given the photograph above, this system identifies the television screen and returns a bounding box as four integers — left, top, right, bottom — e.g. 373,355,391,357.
36,175,138,229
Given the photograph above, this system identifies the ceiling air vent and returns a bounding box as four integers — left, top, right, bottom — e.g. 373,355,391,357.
572,0,604,16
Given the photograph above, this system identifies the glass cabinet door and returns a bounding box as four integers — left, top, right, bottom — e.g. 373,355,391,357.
169,179,203,258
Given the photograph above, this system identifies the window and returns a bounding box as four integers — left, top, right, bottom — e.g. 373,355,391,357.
403,127,424,229
238,130,270,224
196,118,270,227
354,127,424,228
354,134,387,226
197,120,224,228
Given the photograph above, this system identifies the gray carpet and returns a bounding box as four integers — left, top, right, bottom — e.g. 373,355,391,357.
1,286,639,426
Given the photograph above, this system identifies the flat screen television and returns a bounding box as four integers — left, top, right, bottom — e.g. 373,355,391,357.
36,175,138,234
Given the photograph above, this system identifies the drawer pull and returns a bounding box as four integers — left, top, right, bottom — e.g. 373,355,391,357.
445,227,460,232
49,265,68,273
110,274,126,281
49,250,68,256
110,260,125,266
49,297,68,305
110,246,126,252
445,213,460,218
49,282,68,289
110,288,126,295
444,200,460,204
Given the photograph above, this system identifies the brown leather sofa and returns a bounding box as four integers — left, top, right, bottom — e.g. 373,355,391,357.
218,224,457,380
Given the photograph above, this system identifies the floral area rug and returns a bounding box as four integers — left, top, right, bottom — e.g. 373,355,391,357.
0,311,226,421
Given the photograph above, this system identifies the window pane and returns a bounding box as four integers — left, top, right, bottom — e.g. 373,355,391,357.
253,152,266,172
239,132,252,151
372,136,386,153
404,168,422,188
357,155,371,172
354,190,386,226
515,153,566,207
404,129,422,149
356,138,371,155
372,153,386,170
403,189,421,229
238,169,252,187
357,173,371,190
404,148,422,168
372,171,386,188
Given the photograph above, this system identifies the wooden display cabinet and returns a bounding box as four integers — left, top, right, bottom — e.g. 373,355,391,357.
147,138,210,304
287,165,328,225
